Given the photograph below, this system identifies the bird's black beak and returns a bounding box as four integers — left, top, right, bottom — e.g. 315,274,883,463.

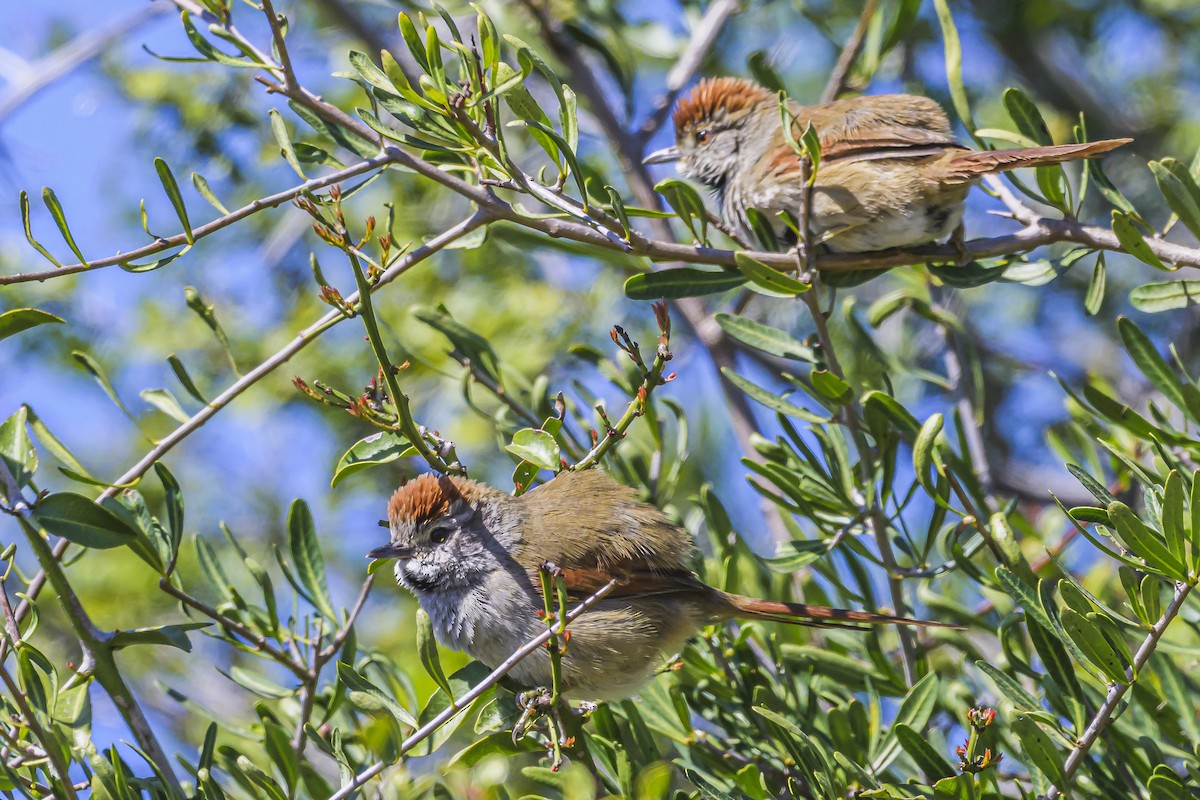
367,543,414,560
642,146,681,165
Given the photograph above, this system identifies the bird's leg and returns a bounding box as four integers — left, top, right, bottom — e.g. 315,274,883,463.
950,222,968,266
512,686,553,745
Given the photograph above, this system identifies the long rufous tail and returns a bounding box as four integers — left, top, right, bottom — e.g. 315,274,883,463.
720,592,961,630
944,138,1131,181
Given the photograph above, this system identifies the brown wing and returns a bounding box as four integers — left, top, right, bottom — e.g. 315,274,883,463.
555,565,714,602
519,469,697,574
792,94,963,163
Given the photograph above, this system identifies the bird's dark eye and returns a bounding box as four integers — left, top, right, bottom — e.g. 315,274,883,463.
696,129,712,145
430,527,449,544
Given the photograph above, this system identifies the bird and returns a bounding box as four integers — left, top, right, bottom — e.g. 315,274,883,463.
643,77,1130,252
368,469,953,699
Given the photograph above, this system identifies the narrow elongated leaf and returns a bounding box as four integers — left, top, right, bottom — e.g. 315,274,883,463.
1107,501,1188,580
715,314,813,361
110,622,209,652
191,172,230,214
1012,716,1065,787
1111,211,1168,270
140,388,190,423
72,351,140,424
624,268,746,300
1117,317,1186,412
168,354,207,403
42,187,89,266
1130,280,1200,312
287,499,336,620
35,493,137,548
733,252,810,296
894,723,955,781
932,0,975,133
154,157,194,245
1061,607,1128,684
336,662,418,727
1085,252,1106,315
1149,158,1200,239
1162,471,1186,562
417,608,452,695
913,413,944,495
0,308,64,342
268,110,305,178
721,369,829,423
0,407,36,497
19,189,62,266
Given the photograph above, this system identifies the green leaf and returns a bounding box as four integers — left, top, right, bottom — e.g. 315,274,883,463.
1149,158,1200,240
1085,253,1106,315
1111,211,1169,270
1061,607,1128,684
416,608,452,695
191,172,230,214
35,493,137,549
0,308,64,342
110,622,209,652
764,539,827,572
721,369,829,423
505,428,561,471
932,0,975,133
1130,280,1200,312
1107,501,1188,581
0,407,36,496
1012,716,1065,788
811,369,853,405
167,354,207,404
894,723,955,782
336,662,418,727
42,186,89,266
140,388,190,423
733,252,810,296
913,413,944,495
1117,317,1187,412
976,660,1041,714
155,462,184,566
24,405,90,480
154,157,194,245
714,314,813,361
268,110,306,179
331,432,417,488
624,268,746,300
655,178,708,243
19,189,62,267
287,499,337,620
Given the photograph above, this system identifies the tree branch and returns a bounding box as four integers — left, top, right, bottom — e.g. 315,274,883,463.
819,0,879,104
636,0,742,145
2,152,400,285
327,578,621,800
1042,580,1193,799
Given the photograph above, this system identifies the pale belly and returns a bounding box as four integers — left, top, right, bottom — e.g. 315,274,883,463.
414,581,703,700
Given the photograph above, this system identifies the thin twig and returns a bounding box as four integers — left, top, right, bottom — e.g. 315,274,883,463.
636,0,742,145
1042,580,1193,799
9,214,488,639
0,660,79,800
157,578,310,680
259,0,297,90
801,289,918,683
95,211,488,502
819,0,879,104
326,578,621,800
3,153,399,285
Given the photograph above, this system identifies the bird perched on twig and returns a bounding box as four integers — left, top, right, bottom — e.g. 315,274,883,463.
644,77,1130,253
369,470,954,699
